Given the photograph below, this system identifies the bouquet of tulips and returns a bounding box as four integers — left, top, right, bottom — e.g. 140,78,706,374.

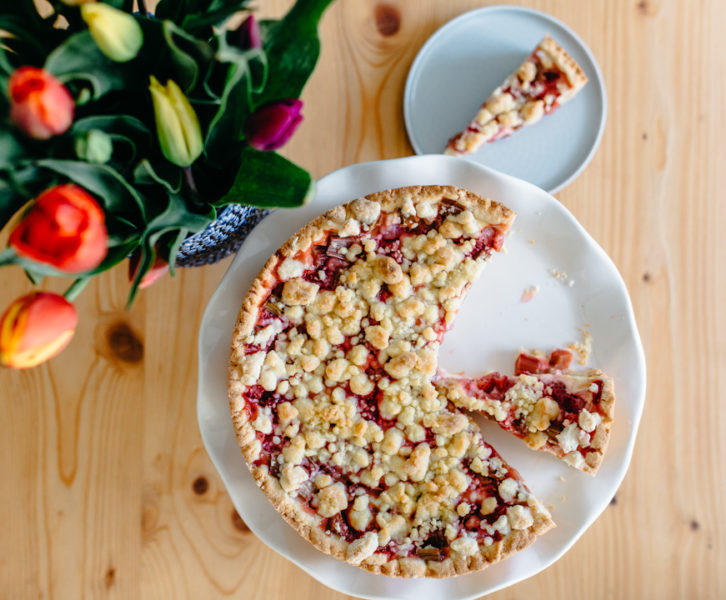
0,0,334,368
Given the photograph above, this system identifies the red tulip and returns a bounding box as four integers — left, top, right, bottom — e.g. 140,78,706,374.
128,249,169,289
0,292,77,369
245,99,303,151
233,15,262,50
9,184,108,274
8,66,74,139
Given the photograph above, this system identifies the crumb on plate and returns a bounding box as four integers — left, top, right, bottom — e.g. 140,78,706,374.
568,327,593,365
520,285,540,303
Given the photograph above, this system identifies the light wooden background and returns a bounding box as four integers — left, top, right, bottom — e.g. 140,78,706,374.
2,0,724,598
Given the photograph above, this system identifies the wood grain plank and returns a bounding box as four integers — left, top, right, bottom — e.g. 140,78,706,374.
0,268,146,599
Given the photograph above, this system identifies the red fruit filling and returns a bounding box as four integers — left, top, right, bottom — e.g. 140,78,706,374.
549,349,573,371
514,353,548,375
514,349,573,375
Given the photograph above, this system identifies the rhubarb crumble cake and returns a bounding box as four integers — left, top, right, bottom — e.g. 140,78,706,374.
228,185,613,577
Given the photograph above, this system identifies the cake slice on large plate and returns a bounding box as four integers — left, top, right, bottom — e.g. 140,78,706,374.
439,350,615,475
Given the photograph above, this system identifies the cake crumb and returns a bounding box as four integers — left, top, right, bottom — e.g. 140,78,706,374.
568,328,593,365
520,285,539,303
528,239,536,245
549,268,577,287
558,476,566,482
561,496,566,502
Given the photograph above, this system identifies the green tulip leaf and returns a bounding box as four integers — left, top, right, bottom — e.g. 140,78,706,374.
150,192,214,233
126,191,212,305
0,130,26,169
155,0,252,34
46,32,130,100
72,115,152,165
0,45,15,79
24,267,44,286
37,159,146,221
133,159,182,193
254,0,335,107
0,248,17,267
100,0,136,11
71,115,151,147
0,166,49,230
166,227,189,277
0,233,137,281
104,214,140,247
0,180,26,231
205,47,266,161
213,31,268,95
84,238,139,277
161,21,214,93
216,147,313,209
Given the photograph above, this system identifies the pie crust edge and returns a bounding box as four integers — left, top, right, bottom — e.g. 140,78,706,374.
540,34,588,92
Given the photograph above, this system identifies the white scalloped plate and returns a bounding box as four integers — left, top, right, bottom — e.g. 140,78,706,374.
404,5,607,194
197,156,645,600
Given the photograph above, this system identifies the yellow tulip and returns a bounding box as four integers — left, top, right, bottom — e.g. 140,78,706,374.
148,76,203,167
80,3,143,63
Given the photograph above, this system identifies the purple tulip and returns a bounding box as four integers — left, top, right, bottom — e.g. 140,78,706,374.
245,99,303,152
233,15,262,50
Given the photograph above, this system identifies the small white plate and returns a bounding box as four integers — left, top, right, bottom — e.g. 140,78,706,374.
404,6,607,194
197,156,645,600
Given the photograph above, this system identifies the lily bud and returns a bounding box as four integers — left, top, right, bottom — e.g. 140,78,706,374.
80,3,143,63
75,129,113,164
0,293,78,369
148,76,203,167
245,99,303,151
232,15,262,50
8,67,74,139
9,184,108,274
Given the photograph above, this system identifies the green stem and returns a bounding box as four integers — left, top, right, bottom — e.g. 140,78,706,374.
183,165,203,209
64,277,90,302
0,247,17,267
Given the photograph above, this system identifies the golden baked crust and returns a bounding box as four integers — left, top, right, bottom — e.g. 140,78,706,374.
539,34,588,92
228,185,557,578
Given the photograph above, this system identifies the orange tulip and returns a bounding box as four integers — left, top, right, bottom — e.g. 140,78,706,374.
0,293,78,369
9,184,108,274
8,66,74,139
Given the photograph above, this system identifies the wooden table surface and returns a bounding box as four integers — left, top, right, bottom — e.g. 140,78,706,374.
2,0,724,598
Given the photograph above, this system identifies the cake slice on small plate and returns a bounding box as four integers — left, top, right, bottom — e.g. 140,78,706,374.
445,35,588,155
